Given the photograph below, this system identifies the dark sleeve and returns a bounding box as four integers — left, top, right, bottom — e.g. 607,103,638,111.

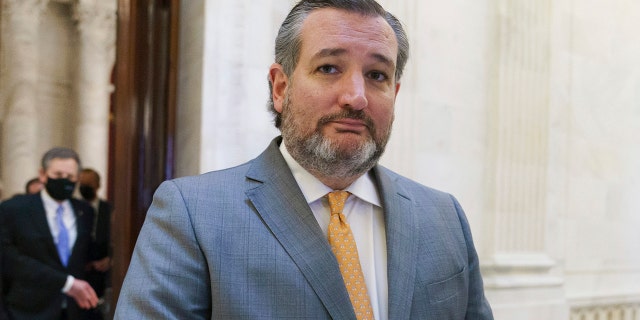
1,228,4,292
92,201,112,260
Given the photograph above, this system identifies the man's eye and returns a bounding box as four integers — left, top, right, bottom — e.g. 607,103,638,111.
318,65,338,74
368,71,388,81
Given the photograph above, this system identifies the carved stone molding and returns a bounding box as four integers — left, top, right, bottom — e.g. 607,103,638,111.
1,0,48,44
72,0,116,55
1,0,49,16
71,0,117,189
483,0,556,288
0,0,48,197
570,295,640,320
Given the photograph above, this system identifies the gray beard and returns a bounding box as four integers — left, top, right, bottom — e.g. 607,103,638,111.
283,125,385,180
279,86,392,181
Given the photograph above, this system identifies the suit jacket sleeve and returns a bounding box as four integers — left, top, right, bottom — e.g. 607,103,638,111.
92,201,112,261
451,196,493,319
114,180,211,319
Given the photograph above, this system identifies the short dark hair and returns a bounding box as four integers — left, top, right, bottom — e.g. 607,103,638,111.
81,168,101,185
267,0,410,128
25,178,41,194
41,147,82,172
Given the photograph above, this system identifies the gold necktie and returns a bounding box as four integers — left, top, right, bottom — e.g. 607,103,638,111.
327,191,374,320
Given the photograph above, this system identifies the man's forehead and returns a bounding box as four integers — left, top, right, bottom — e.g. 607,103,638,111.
47,158,79,170
299,8,398,59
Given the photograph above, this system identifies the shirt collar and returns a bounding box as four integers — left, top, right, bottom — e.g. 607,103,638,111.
279,140,381,207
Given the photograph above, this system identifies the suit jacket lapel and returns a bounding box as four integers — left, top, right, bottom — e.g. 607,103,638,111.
245,138,356,320
374,166,417,320
29,195,62,265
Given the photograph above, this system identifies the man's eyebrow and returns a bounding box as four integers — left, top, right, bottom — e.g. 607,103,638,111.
312,48,348,59
312,48,395,68
371,53,395,69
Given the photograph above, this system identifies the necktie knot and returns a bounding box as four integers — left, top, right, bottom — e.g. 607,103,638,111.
327,190,350,215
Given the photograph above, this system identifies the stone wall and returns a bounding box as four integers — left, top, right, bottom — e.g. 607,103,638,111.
0,0,115,198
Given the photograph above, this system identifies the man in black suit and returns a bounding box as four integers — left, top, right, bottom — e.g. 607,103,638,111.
78,168,112,320
0,147,99,320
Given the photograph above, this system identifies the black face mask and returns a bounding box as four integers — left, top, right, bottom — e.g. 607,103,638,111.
79,185,97,201
45,177,76,201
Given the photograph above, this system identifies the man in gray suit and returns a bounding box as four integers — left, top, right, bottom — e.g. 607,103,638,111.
115,0,493,319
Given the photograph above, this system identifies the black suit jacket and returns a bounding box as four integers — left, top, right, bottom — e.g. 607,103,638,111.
0,232,8,320
85,199,112,297
0,193,95,320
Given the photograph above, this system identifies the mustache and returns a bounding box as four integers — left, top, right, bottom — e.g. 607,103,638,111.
317,109,375,130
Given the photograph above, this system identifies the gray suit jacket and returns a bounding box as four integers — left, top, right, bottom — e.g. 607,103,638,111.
115,137,493,319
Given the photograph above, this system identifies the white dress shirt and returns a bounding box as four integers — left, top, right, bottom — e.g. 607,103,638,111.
41,190,77,293
280,142,389,320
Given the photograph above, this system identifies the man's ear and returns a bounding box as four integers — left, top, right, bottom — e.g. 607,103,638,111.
38,168,47,183
269,63,288,113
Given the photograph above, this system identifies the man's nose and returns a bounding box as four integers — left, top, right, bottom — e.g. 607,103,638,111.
338,72,368,110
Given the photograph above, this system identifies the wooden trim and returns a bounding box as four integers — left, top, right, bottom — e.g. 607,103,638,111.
111,0,136,310
166,0,179,178
109,0,178,313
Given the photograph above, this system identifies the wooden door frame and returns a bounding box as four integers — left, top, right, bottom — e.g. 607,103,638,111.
109,0,179,311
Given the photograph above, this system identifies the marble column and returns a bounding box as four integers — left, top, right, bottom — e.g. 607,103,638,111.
195,0,281,174
72,0,116,191
483,0,567,318
0,0,49,197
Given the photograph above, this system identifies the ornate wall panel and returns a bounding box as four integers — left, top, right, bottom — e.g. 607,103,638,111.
483,0,568,318
72,0,116,184
484,0,556,281
0,0,115,198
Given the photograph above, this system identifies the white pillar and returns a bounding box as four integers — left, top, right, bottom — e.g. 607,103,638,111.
196,0,280,174
72,0,116,193
0,0,49,197
483,0,568,318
